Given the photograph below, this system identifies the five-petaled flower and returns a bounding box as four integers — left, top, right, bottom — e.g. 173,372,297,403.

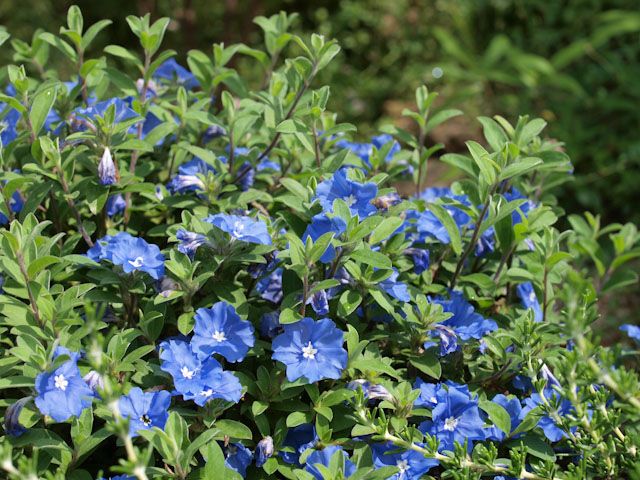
272,317,347,383
118,387,171,437
191,301,256,363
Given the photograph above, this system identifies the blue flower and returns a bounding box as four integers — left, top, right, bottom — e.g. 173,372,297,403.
255,436,274,467
118,387,171,437
305,446,356,479
98,147,117,185
416,188,472,244
485,394,525,441
505,188,536,225
371,442,438,479
522,388,575,442
205,214,272,245
475,226,496,257
405,248,430,274
153,58,199,89
167,158,215,194
621,324,640,343
203,124,226,142
0,107,20,146
259,311,283,339
176,229,207,257
224,443,253,477
35,353,93,422
272,317,347,383
315,169,378,218
72,97,139,131
0,189,23,225
281,424,318,464
414,378,442,409
517,282,543,322
107,234,165,280
256,267,283,303
191,302,255,362
379,269,410,302
160,340,213,395
105,194,126,217
418,383,486,451
3,397,31,436
335,133,401,170
235,161,255,191
428,291,497,354
303,214,347,263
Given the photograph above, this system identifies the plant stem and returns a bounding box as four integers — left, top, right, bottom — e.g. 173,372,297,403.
256,65,317,163
16,250,43,328
450,185,496,288
54,166,94,247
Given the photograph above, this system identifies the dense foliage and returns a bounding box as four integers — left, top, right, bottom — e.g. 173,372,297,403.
1,6,640,480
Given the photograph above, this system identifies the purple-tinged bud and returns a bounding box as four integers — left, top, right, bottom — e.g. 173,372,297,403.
98,147,117,185
176,229,207,257
347,379,393,402
83,370,104,393
203,124,226,143
157,276,180,298
255,436,274,467
307,290,329,316
3,396,31,437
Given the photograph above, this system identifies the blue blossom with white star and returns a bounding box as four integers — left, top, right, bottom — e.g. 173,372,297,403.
191,301,255,362
34,350,93,422
371,442,438,479
272,317,347,383
106,233,165,280
118,387,171,437
418,382,486,451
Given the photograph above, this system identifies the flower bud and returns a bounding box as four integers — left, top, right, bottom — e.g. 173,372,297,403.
255,436,274,467
98,147,117,185
3,396,31,437
83,370,105,393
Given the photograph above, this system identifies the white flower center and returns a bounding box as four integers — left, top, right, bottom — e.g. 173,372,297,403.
128,256,144,268
200,389,213,397
345,194,357,207
232,220,246,238
181,366,196,379
430,396,437,404
529,291,536,302
302,341,318,359
444,416,459,431
212,330,227,342
396,459,409,472
54,374,68,391
140,414,152,426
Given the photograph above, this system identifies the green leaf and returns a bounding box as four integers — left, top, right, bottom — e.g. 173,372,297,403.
480,400,511,435
27,255,61,278
409,351,441,379
478,116,508,152
369,217,403,245
30,86,58,136
214,419,253,440
499,157,543,181
427,203,462,255
337,290,362,317
349,247,392,269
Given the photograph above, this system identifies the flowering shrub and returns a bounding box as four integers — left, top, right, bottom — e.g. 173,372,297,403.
1,7,640,480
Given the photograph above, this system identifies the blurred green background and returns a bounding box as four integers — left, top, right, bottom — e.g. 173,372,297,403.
1,0,639,223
